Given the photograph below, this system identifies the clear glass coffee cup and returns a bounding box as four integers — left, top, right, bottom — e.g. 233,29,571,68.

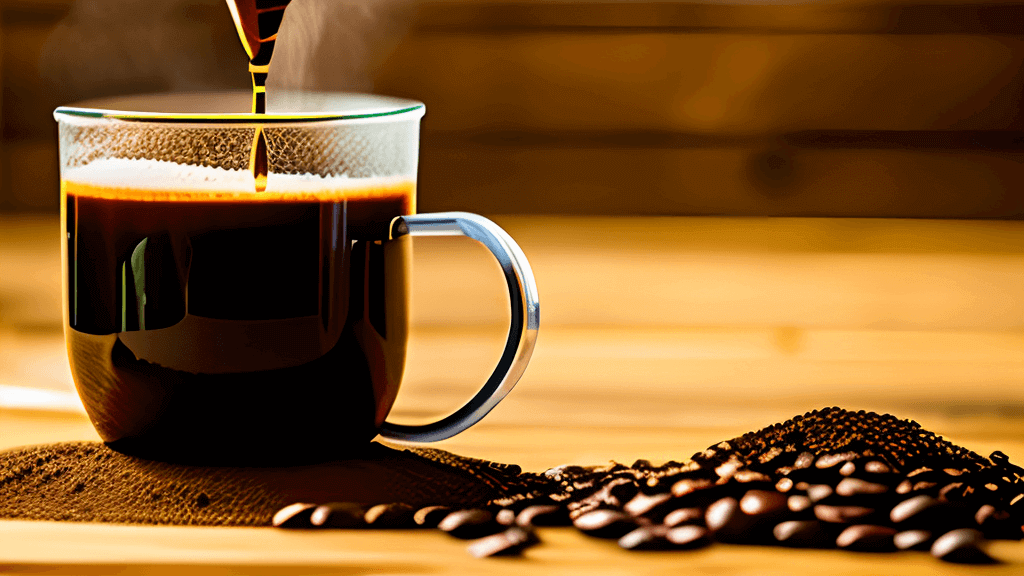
54,92,539,464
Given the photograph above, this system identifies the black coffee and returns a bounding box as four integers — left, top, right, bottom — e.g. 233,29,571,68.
62,174,415,464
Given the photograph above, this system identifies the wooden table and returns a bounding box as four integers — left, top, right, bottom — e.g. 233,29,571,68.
2,213,1023,574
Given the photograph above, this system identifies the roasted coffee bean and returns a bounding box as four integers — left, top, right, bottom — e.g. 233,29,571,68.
839,462,856,477
731,470,772,484
739,490,787,517
632,459,653,470
516,504,570,527
974,504,1020,539
439,509,504,540
573,509,640,539
310,502,365,528
863,461,891,474
793,452,815,469
663,507,704,527
413,505,451,528
495,508,517,526
835,525,897,552
272,503,318,528
895,480,913,495
938,482,966,501
787,495,813,513
815,452,857,470
624,492,673,519
835,478,889,497
619,525,672,550
890,495,937,525
894,530,933,551
773,520,834,548
670,478,723,507
665,525,712,549
775,478,794,493
467,527,539,558
931,528,996,564
706,497,758,542
806,484,833,503
364,503,415,528
814,504,876,524
608,478,641,503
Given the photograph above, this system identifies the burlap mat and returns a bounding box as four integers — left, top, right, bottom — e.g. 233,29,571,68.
0,441,542,526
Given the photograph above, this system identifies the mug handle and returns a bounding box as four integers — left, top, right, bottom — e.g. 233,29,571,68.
378,212,540,442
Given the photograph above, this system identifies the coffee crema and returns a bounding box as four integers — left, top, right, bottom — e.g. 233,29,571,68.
62,158,415,464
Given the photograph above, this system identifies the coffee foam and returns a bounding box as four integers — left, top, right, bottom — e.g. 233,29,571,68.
62,158,413,201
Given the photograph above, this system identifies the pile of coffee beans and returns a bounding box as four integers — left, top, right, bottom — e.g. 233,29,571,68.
273,407,1024,562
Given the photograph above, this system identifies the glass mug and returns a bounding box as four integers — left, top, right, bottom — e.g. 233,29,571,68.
54,92,539,464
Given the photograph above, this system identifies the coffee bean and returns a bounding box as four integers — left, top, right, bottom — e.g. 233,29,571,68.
739,490,787,517
619,525,672,550
788,495,813,513
906,467,935,478
413,506,451,528
516,504,570,527
467,527,539,558
793,452,815,469
773,520,834,548
364,503,414,528
835,478,889,497
835,525,896,552
912,481,938,493
310,502,365,528
807,484,833,503
815,452,857,469
439,509,503,539
624,492,673,519
814,504,875,524
706,497,756,542
775,478,794,493
663,507,704,527
974,504,1020,539
495,508,517,526
938,482,966,501
839,462,856,477
732,470,772,484
931,528,996,564
573,509,640,539
863,461,891,474
608,478,641,503
896,480,913,495
894,530,933,551
632,459,653,470
665,525,712,549
890,495,937,525
272,503,318,528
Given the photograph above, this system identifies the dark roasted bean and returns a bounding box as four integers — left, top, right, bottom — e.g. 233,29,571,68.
663,507,704,527
793,452,815,469
624,492,673,518
517,504,570,527
839,462,856,477
739,490,787,517
413,506,451,528
619,525,671,550
835,525,897,552
773,520,834,548
665,525,712,549
732,470,771,484
931,529,996,564
788,495,813,513
814,504,875,524
835,478,889,497
974,504,1020,539
895,480,913,495
364,503,414,528
631,459,653,470
807,484,833,503
467,527,539,558
608,478,641,503
272,503,318,528
863,461,891,474
775,478,794,493
938,482,966,501
815,452,857,469
890,495,937,525
439,509,503,539
310,502,365,528
495,508,517,526
894,530,933,551
706,497,756,542
573,509,640,539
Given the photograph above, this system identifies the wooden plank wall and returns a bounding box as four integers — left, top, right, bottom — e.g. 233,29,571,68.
1,0,1021,217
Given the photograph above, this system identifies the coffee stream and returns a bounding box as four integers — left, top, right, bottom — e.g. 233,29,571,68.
226,0,291,191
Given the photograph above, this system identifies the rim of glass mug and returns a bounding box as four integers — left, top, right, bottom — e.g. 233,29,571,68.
53,91,424,125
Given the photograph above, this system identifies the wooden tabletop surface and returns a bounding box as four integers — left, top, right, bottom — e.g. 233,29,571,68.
1,213,1023,574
